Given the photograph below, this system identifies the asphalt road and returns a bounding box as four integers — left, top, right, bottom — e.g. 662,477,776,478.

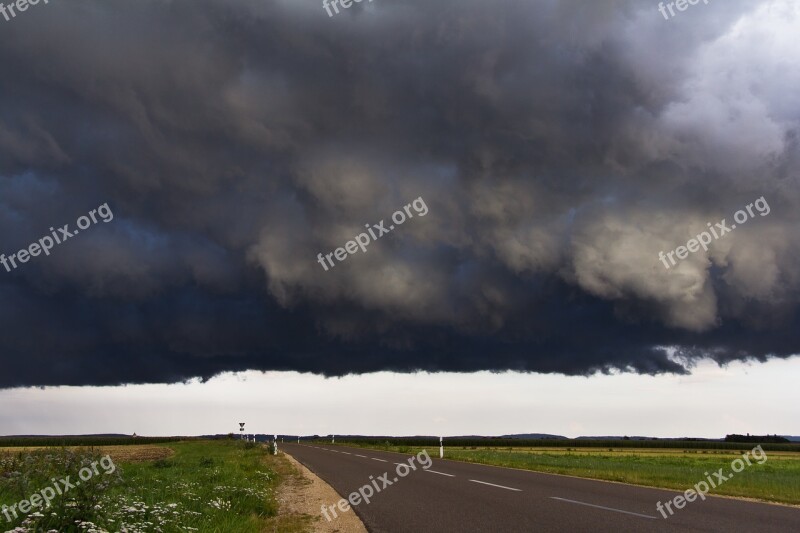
282,442,800,532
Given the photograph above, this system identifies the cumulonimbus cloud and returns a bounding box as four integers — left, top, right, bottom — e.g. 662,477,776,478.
0,0,798,387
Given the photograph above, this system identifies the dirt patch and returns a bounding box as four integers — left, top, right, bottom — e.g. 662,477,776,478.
88,445,174,463
0,445,173,463
277,451,368,533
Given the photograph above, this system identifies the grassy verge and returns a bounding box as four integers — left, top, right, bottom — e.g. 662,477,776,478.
1,440,310,532
324,442,800,505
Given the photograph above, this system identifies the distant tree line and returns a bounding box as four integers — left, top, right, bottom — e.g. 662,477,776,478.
318,436,800,452
724,434,790,444
0,436,190,447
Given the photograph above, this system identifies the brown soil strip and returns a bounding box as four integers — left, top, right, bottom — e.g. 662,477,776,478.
0,445,174,463
278,451,368,533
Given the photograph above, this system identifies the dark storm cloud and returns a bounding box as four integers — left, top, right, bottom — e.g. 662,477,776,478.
1,0,798,387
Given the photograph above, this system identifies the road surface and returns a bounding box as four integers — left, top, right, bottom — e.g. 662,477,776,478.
282,442,800,532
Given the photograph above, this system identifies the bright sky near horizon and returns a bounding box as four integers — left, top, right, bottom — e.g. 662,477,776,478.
2,356,797,439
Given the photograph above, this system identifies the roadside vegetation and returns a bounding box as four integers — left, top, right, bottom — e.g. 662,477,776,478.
323,440,800,505
1,439,309,532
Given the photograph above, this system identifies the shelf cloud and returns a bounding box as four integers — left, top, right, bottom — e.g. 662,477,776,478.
1,0,799,387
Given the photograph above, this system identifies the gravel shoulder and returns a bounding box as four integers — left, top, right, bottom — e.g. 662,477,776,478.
278,450,368,533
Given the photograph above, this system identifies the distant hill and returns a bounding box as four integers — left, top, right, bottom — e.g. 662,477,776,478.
576,436,658,440
500,433,567,440
725,434,791,444
1,434,131,438
575,436,722,441
782,436,800,442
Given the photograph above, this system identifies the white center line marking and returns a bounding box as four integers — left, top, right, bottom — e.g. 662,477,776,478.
341,452,351,455
355,454,368,458
550,497,657,519
371,458,388,462
469,479,521,491
425,469,455,477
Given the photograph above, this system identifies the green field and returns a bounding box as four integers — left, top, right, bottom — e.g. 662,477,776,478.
0,440,308,533
326,442,800,505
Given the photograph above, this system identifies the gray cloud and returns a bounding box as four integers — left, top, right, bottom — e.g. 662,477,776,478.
0,0,799,387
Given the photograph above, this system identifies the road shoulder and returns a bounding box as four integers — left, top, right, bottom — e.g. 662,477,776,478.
279,449,369,533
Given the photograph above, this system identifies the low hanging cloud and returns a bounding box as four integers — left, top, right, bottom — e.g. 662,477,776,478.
0,0,799,388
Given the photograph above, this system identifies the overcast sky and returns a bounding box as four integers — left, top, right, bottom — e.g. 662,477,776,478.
1,0,798,436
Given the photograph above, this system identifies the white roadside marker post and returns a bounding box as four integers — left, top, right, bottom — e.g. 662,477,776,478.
440,436,444,459
274,434,278,455
332,435,335,444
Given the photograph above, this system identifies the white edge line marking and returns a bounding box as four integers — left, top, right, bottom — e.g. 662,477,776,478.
550,497,657,519
425,469,455,477
371,458,389,462
469,479,521,491
355,454,368,458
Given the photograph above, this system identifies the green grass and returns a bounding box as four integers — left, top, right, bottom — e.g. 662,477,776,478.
327,442,800,505
1,440,308,532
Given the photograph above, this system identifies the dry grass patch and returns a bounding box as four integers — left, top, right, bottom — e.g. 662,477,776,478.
0,444,173,463
89,444,174,463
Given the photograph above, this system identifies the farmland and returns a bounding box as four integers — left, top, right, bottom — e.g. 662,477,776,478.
0,440,308,533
